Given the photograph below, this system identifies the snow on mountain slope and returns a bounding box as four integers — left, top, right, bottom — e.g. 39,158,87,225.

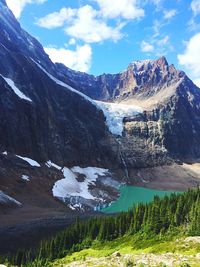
130,59,154,72
21,175,30,182
16,155,41,167
45,161,62,170
0,191,21,206
52,167,109,201
95,101,143,135
1,76,32,102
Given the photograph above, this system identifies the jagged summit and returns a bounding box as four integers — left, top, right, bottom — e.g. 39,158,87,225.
129,56,168,72
156,55,168,65
128,56,176,74
56,55,190,105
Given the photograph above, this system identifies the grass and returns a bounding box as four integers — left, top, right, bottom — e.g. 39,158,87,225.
2,229,199,267
53,230,200,266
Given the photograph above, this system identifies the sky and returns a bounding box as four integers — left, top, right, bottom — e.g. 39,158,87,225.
5,0,200,87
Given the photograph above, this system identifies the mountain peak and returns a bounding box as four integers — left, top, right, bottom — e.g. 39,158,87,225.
129,59,154,72
128,56,169,73
156,56,168,67
131,59,153,66
132,56,168,67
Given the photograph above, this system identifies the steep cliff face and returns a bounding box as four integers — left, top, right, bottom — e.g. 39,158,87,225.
0,0,118,167
122,74,200,159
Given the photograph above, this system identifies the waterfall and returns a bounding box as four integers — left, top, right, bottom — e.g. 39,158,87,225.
120,152,129,179
116,138,129,180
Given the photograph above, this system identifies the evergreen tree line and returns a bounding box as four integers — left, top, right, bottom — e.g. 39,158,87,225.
2,188,200,266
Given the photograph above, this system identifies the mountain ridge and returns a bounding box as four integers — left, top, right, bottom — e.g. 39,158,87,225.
56,55,199,106
0,0,200,226
56,54,200,159
0,0,118,167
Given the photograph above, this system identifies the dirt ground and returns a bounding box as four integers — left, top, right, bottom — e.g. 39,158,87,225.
129,162,200,191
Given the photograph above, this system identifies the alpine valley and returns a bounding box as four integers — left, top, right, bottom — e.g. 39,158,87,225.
0,0,200,266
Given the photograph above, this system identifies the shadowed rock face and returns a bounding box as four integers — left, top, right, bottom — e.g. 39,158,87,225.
0,0,117,167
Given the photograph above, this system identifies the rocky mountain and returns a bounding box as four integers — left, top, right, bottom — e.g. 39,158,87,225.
0,0,200,225
0,0,120,217
56,57,183,102
57,56,200,160
0,0,117,167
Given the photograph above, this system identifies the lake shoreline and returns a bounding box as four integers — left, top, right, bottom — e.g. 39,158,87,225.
101,185,181,213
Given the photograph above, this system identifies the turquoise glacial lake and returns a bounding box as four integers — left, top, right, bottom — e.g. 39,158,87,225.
102,186,179,213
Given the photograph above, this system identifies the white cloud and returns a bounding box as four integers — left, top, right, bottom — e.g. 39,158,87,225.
151,0,163,10
151,0,162,5
157,35,170,46
94,0,144,19
152,19,162,38
141,10,175,56
141,41,154,52
6,0,46,19
44,44,92,72
163,9,177,20
35,1,145,70
178,33,200,87
141,33,172,56
36,7,76,29
155,35,173,56
65,5,123,43
191,0,200,16
68,38,76,45
37,5,123,43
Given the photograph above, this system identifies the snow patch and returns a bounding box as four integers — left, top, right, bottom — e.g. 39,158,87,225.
46,160,62,170
52,167,109,201
16,155,40,167
68,204,76,210
2,151,7,155
1,76,32,102
131,59,153,70
95,101,143,136
0,191,22,206
21,175,30,182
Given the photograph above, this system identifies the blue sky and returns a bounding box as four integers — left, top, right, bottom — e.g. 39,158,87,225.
5,0,200,86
